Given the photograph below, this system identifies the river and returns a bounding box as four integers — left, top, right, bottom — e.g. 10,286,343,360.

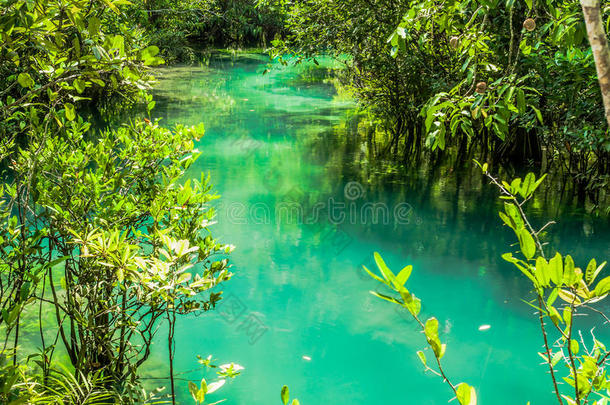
145,52,610,405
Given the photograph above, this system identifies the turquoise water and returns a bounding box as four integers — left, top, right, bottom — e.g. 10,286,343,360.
148,54,610,405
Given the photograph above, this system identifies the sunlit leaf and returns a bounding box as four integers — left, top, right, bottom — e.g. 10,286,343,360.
456,383,477,405
281,385,289,405
18,72,34,88
517,228,536,260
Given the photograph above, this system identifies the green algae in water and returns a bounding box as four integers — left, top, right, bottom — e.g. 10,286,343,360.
148,54,610,404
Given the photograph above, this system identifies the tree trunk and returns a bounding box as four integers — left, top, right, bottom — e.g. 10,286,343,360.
581,0,610,127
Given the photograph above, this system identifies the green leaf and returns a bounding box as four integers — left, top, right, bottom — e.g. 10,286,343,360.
374,252,398,286
517,228,536,259
562,255,579,286
531,106,543,124
570,339,579,355
73,78,85,94
396,265,413,286
370,291,401,305
416,350,427,367
516,89,526,113
19,282,31,301
424,318,444,358
189,381,198,401
492,121,507,141
88,17,101,34
502,252,518,264
424,317,439,339
550,350,563,367
112,35,125,54
456,383,477,405
548,253,563,285
535,257,550,287
558,289,581,306
142,45,160,61
363,265,387,285
504,253,538,285
510,178,522,193
281,385,289,405
7,305,19,324
101,0,120,14
503,203,524,230
92,45,103,60
498,212,514,230
65,103,76,121
197,378,207,402
18,73,34,88
520,173,536,198
532,174,547,193
594,276,610,297
587,260,606,286
116,268,124,283
548,305,562,325
405,295,421,316
90,78,106,87
547,287,559,307
519,266,539,286
585,259,597,285
47,255,70,269
177,272,192,284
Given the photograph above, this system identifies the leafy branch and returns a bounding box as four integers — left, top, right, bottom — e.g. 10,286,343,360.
365,252,477,405
366,164,610,405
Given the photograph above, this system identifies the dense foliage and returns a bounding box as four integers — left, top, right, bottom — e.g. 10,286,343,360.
1,0,609,402
0,0,239,403
0,0,162,141
272,0,610,199
125,0,287,62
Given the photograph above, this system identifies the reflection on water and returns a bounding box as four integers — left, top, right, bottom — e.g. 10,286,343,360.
147,53,610,405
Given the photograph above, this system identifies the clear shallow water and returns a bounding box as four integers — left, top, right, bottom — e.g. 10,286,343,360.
147,53,610,405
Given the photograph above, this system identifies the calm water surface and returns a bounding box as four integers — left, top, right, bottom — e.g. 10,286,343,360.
146,53,610,405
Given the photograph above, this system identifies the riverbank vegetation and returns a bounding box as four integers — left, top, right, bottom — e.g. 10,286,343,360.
267,0,610,209
1,0,609,403
123,0,286,62
0,0,239,402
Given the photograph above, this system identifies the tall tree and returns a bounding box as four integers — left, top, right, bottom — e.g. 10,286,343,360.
581,0,610,127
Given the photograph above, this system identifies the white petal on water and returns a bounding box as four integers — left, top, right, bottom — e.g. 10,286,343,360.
219,363,244,372
207,379,226,394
